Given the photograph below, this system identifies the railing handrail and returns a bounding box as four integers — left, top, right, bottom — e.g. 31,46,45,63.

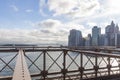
0,48,120,58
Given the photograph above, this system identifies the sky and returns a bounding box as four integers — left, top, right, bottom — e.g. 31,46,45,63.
0,0,120,45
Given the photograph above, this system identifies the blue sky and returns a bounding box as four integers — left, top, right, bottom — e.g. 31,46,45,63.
0,0,120,45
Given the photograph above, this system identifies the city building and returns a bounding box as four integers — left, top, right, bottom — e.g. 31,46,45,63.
85,34,92,46
68,21,119,47
99,34,105,46
92,26,101,46
105,21,119,46
68,29,83,47
117,33,120,47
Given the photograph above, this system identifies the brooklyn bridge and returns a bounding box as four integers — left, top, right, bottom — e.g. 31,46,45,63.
0,46,120,80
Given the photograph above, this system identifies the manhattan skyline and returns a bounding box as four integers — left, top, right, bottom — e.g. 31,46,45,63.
0,0,120,45
68,21,120,47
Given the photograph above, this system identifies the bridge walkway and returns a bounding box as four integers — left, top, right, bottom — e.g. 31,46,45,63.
12,49,31,80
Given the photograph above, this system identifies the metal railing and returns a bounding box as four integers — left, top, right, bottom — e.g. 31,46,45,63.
0,47,120,80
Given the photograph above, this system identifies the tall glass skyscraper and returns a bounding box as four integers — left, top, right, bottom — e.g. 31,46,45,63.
105,21,119,46
68,29,83,47
92,26,101,46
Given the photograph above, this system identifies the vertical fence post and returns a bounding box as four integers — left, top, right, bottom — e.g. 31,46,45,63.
62,50,67,80
41,50,48,80
107,50,111,76
107,56,111,76
43,50,46,80
118,58,120,74
80,53,83,79
94,55,98,78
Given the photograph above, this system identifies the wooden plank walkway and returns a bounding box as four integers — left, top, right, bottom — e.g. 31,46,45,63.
12,49,31,80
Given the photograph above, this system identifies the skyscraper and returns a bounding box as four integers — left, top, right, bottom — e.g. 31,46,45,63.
85,34,92,46
68,29,83,47
117,33,120,47
99,34,105,46
105,21,119,46
92,26,101,46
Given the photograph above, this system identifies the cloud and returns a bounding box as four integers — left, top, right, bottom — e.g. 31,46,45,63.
39,0,48,16
36,19,89,37
0,29,61,44
25,9,33,13
45,0,120,20
36,19,62,33
102,0,120,14
85,0,120,20
0,29,39,42
0,22,70,45
38,0,120,26
10,5,19,12
87,22,97,27
47,0,100,18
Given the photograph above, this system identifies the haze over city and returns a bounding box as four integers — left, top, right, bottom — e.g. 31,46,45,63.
0,0,120,45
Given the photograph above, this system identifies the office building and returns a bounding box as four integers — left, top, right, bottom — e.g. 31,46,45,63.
85,34,92,46
105,21,119,46
92,26,101,46
68,29,83,47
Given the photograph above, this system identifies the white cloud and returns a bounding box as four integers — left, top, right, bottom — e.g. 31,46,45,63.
39,0,48,16
88,0,120,19
10,5,19,12
47,0,100,18
0,29,62,44
45,0,120,20
36,19,89,37
0,29,29,44
104,0,120,14
25,9,33,13
87,22,97,27
38,0,120,26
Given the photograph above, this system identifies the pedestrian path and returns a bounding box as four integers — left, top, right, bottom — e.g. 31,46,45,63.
12,49,31,80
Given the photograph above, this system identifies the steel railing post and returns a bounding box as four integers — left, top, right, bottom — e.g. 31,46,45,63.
107,56,111,76
80,53,83,79
94,55,98,78
42,50,47,80
62,50,67,80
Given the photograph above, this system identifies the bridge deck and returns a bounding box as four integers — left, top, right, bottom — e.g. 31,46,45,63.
12,49,31,80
